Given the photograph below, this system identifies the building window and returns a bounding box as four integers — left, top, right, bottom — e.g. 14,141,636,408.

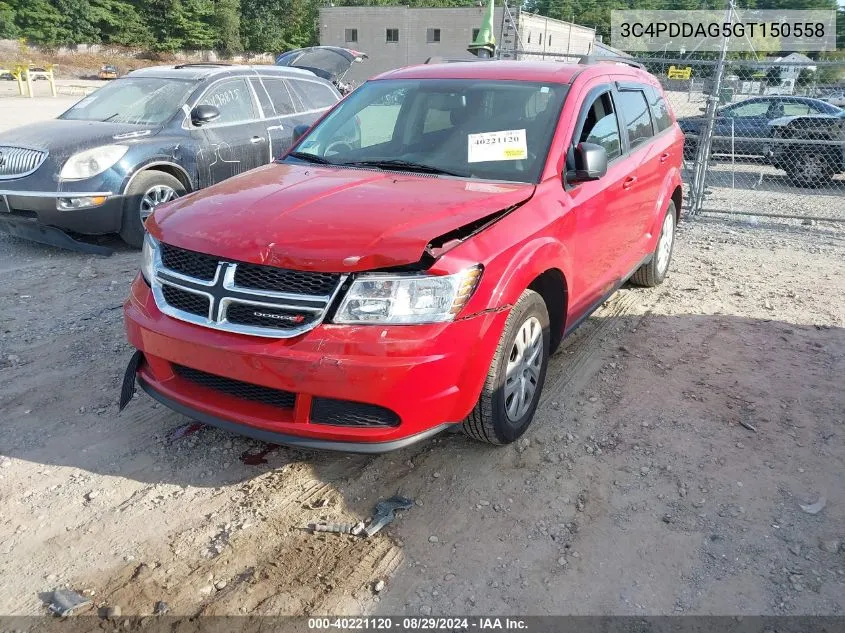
527,32,532,44
345,28,357,43
472,28,480,41
426,28,441,43
386,28,399,43
548,35,552,45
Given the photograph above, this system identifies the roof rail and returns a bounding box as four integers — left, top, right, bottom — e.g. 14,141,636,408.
173,63,233,69
578,55,645,70
424,56,484,64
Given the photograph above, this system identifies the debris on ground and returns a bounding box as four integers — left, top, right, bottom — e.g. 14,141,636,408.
374,580,385,593
308,522,365,535
104,605,122,619
800,496,827,515
739,421,757,432
240,444,279,465
364,495,414,537
47,588,92,616
166,422,204,444
305,495,414,538
153,601,169,615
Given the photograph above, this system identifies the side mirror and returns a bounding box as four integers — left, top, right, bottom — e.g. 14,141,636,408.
292,124,310,146
565,142,607,184
190,104,220,127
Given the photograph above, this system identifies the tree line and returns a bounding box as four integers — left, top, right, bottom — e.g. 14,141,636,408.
0,0,842,57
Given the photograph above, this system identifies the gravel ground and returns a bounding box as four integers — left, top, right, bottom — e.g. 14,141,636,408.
0,93,843,619
1,216,843,617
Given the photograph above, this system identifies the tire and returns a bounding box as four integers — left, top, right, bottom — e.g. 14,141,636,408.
787,151,836,188
462,289,550,445
631,200,676,288
119,171,186,248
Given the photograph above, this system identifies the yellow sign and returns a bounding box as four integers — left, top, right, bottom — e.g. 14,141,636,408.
667,65,692,80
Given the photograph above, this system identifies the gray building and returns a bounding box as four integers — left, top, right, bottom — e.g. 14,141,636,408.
318,6,597,84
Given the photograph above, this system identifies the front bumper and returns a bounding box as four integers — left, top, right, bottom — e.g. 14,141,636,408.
123,275,508,451
0,190,123,234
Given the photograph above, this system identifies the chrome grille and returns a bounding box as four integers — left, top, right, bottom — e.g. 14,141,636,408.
151,242,346,339
0,146,47,179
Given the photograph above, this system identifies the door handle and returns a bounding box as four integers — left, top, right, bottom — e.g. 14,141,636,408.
659,152,670,163
250,136,266,144
622,176,637,189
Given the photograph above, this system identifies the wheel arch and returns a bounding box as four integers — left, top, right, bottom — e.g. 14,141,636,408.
528,268,568,353
122,161,194,195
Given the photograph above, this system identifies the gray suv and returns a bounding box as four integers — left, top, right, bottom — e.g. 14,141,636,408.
0,64,341,252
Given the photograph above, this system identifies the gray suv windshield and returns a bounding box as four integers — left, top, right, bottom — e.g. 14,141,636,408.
61,78,197,126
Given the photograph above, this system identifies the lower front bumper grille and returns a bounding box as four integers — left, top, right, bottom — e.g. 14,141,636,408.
311,397,400,428
170,364,400,427
173,364,295,409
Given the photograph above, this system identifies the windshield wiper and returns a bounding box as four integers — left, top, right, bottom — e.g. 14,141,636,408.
339,160,467,177
102,113,122,122
287,151,335,165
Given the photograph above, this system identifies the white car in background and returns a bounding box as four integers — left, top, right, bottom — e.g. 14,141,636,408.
825,93,845,107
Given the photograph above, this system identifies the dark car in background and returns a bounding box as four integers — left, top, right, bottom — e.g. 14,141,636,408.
768,109,845,187
678,95,841,159
0,64,341,252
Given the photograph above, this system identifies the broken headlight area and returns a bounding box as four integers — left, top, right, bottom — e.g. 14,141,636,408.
333,266,481,325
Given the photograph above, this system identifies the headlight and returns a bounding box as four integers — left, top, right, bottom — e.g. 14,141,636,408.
141,232,158,284
60,145,128,180
333,266,482,325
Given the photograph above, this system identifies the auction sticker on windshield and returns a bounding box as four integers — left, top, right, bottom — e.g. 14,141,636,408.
468,129,527,163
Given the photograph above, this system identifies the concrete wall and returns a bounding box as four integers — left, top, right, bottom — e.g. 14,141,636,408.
319,7,597,84
319,6,503,83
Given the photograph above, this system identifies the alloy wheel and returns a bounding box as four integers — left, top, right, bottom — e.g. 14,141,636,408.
139,184,179,223
504,316,543,422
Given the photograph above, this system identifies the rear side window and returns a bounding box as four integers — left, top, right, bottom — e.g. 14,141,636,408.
616,89,654,149
289,80,338,111
257,78,297,116
578,91,622,161
249,78,275,117
648,87,673,133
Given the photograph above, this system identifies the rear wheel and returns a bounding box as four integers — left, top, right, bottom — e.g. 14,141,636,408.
462,289,550,445
631,201,676,288
119,171,186,248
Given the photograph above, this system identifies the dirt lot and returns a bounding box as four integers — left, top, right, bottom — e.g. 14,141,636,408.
1,90,844,617
2,213,844,617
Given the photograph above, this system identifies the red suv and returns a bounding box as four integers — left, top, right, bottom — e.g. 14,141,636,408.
122,59,684,452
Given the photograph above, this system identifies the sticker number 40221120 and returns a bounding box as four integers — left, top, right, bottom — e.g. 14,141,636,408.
467,129,528,163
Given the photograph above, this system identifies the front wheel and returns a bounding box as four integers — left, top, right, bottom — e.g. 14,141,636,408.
119,171,186,248
631,200,676,288
462,289,550,445
788,151,836,188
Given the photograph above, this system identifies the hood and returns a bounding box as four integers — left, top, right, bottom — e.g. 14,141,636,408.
149,163,534,272
275,46,368,82
0,119,157,158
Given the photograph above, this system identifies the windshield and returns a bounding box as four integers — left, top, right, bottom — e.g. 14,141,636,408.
61,77,197,126
286,78,568,183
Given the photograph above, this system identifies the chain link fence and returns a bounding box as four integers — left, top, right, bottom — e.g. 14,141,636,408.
514,51,845,224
